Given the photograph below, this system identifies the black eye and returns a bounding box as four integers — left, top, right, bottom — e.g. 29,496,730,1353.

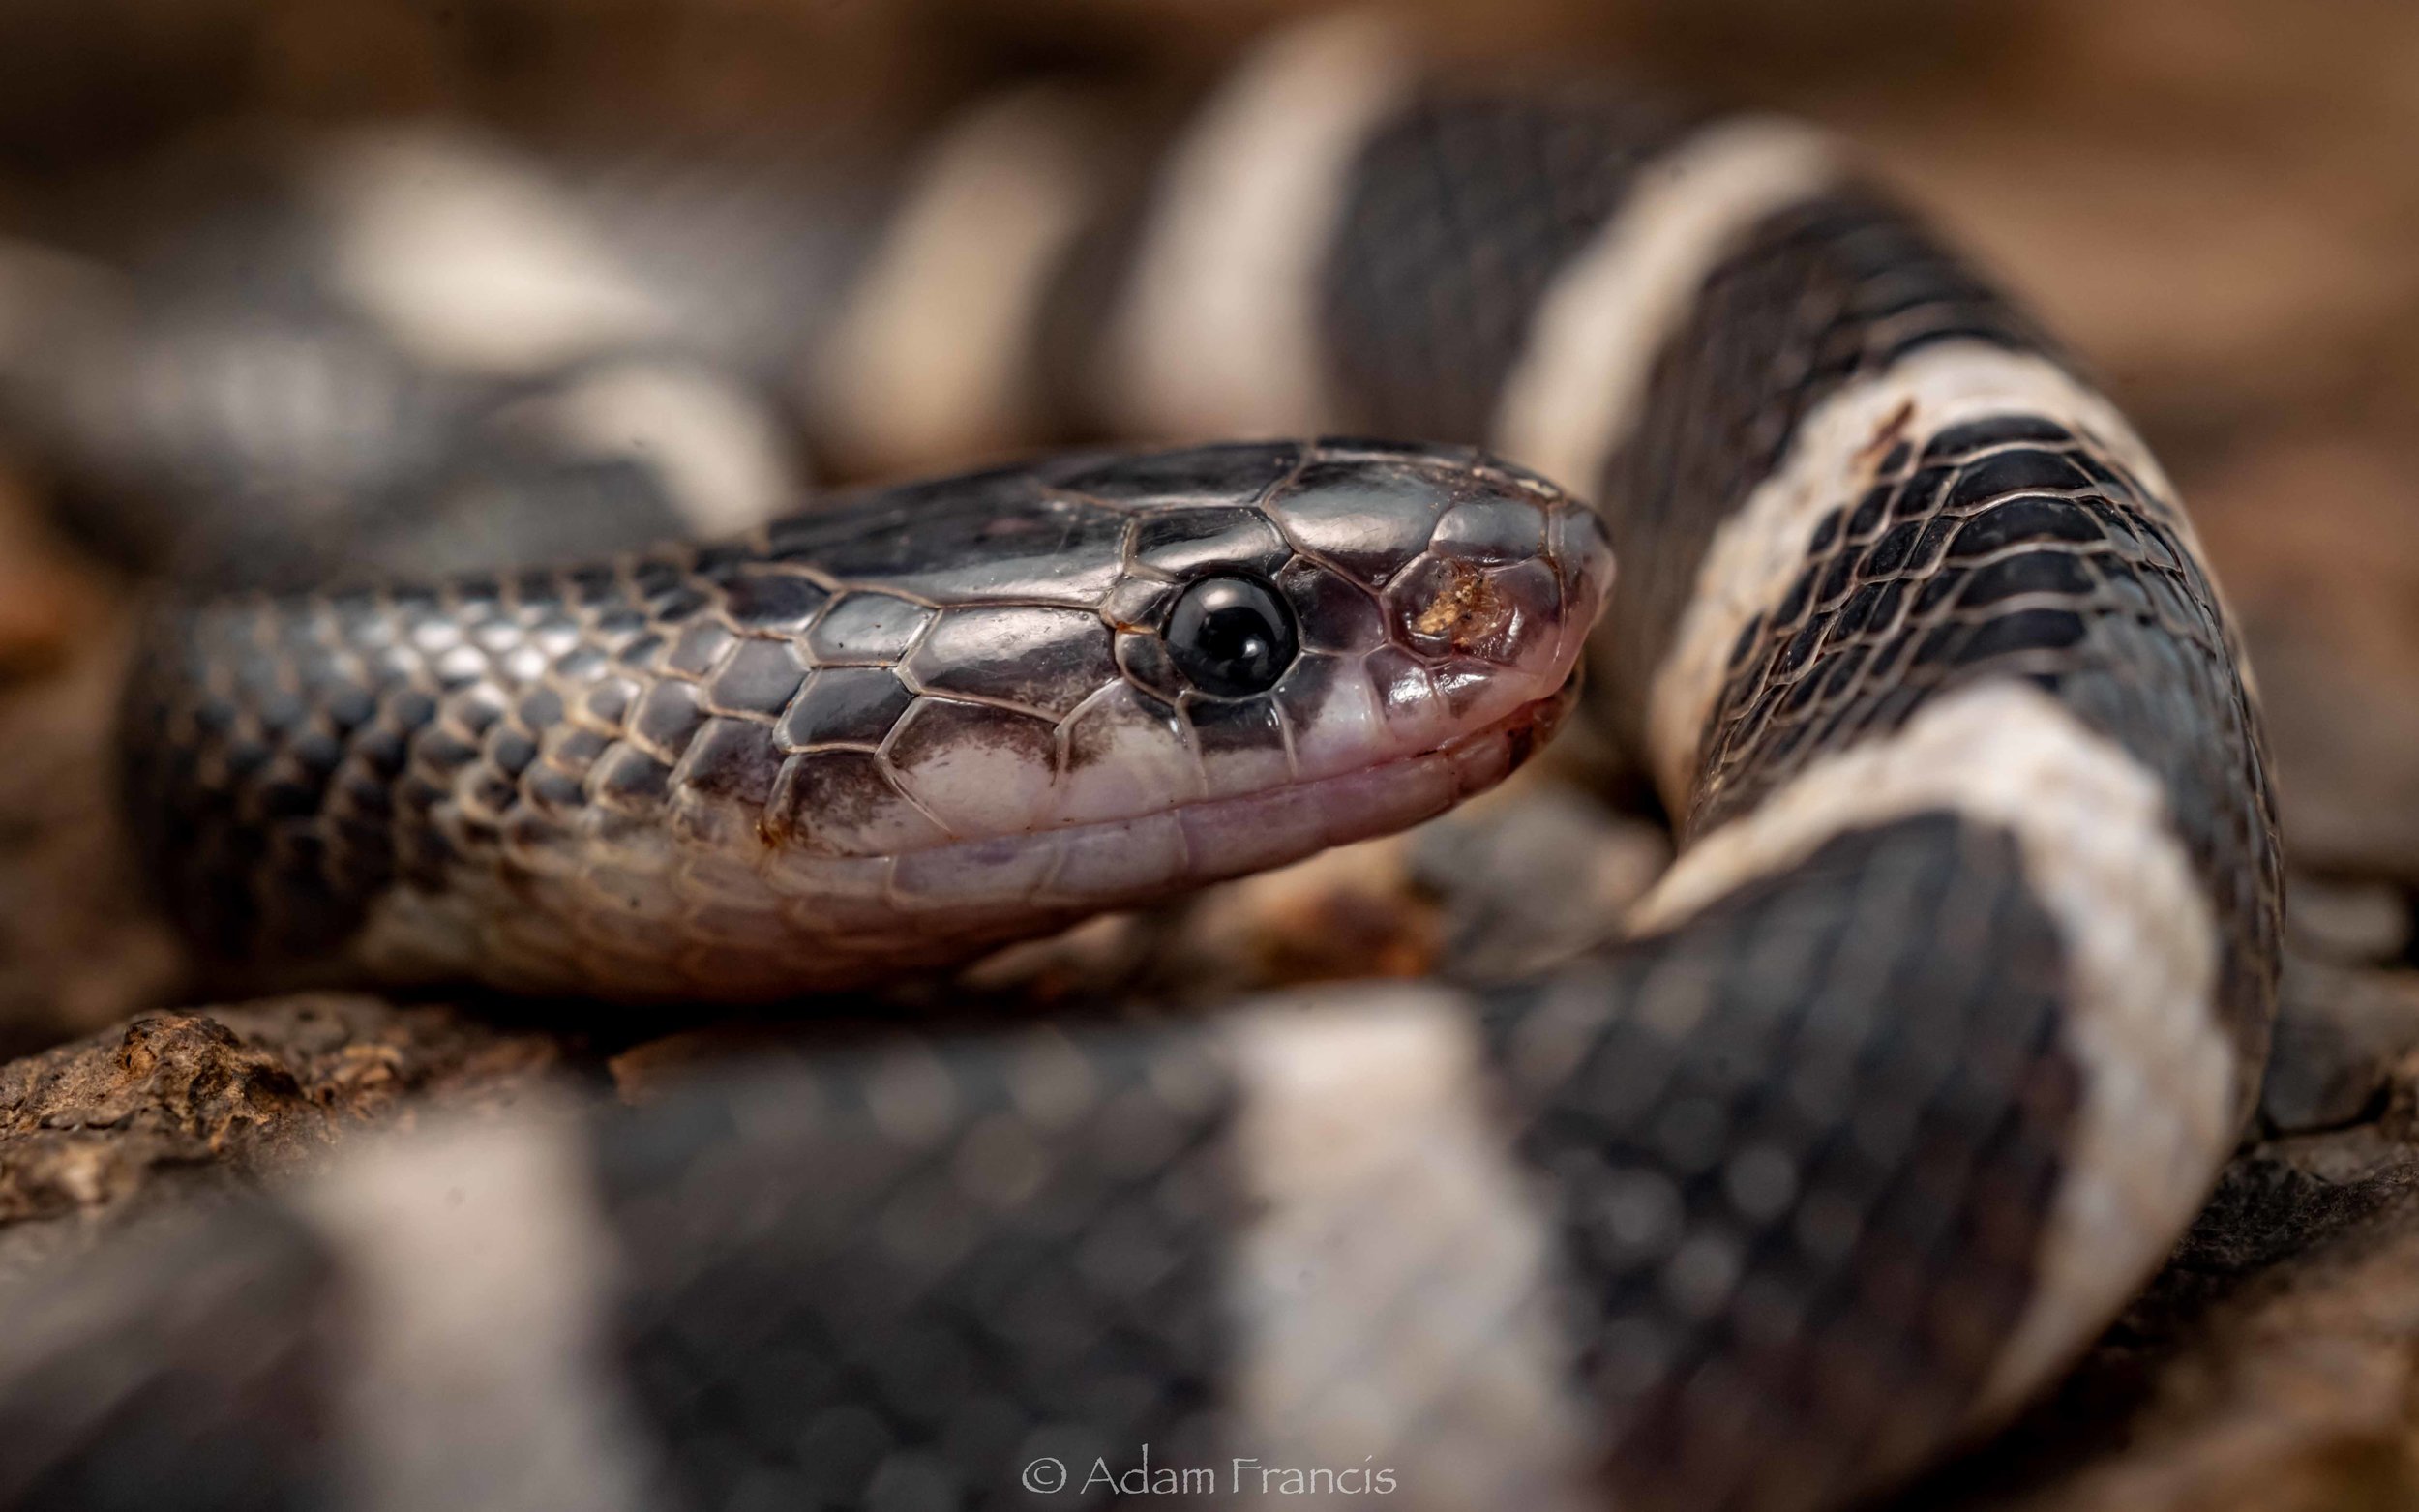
1165,575,1299,697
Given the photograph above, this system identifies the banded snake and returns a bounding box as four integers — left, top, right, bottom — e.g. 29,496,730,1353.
0,14,2279,1512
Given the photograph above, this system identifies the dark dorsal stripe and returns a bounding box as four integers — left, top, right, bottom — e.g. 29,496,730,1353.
1317,86,1704,441
1478,812,2081,1512
586,1028,1242,1511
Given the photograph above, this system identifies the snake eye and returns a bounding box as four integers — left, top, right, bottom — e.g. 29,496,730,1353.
1165,575,1299,697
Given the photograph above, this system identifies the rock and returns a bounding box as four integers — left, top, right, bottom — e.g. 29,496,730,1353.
1409,776,1672,980
2260,957,2419,1134
1151,831,1446,996
2285,874,2412,965
1896,1014,2419,1512
0,996,573,1247
0,616,187,1054
2188,434,2419,884
947,912,1169,1008
0,467,108,683
1905,1141,2419,1512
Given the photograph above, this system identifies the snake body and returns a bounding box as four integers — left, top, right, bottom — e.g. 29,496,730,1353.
0,15,2278,1512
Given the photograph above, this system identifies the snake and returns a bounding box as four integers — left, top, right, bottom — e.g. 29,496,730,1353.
0,14,2279,1512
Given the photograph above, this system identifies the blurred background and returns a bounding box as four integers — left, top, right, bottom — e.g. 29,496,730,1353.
0,3,2415,1505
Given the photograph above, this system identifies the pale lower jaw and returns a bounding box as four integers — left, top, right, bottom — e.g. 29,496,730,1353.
1159,682,1577,888
878,677,1582,915
371,683,1584,1001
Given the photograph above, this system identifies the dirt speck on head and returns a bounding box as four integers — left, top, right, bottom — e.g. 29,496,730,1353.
1413,559,1508,652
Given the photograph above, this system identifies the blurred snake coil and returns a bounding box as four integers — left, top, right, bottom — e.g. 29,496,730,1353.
0,13,2279,1512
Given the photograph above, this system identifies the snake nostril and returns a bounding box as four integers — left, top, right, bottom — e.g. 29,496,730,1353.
1165,574,1299,698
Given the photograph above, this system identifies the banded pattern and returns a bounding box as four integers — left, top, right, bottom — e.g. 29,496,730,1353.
1671,384,2275,1074
0,12,2285,1512
0,1017,1580,1511
0,132,825,577
1482,814,2082,1508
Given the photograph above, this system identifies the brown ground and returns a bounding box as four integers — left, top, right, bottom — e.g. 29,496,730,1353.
3,2,2418,1506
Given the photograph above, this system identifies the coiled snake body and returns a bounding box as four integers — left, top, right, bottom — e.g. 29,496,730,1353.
0,15,2278,1512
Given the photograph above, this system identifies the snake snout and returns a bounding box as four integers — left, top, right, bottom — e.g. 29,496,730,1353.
1228,446,1607,785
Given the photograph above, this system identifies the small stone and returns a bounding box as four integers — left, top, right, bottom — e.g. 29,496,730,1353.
1410,772,1672,981
2260,955,2419,1134
2285,874,2412,964
0,996,570,1242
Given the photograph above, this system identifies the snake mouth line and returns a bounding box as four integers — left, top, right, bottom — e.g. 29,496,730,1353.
867,670,1585,912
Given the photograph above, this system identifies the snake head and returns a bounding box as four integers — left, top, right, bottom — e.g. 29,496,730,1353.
750,438,1612,897
1058,439,1610,845
126,437,1610,995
